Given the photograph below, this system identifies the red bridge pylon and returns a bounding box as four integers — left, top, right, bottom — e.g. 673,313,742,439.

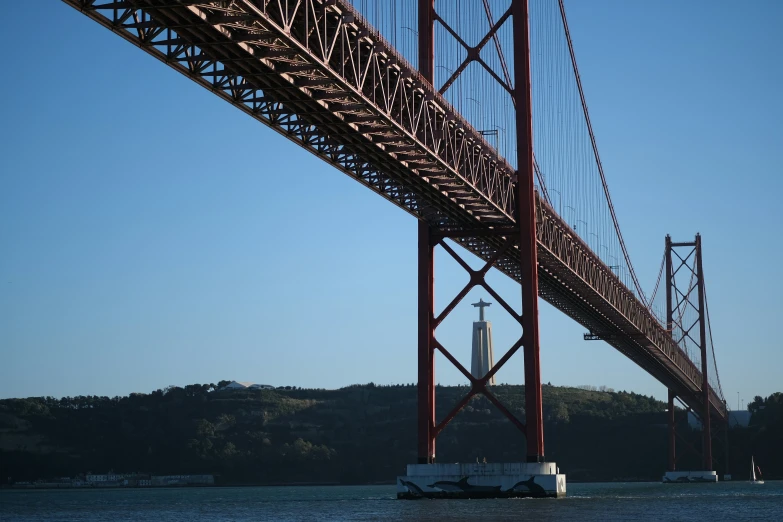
666,233,713,473
416,0,544,465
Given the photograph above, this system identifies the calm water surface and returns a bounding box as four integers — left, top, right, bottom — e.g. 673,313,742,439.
2,481,782,521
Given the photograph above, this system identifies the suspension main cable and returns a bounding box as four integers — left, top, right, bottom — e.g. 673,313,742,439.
703,277,725,401
557,0,650,308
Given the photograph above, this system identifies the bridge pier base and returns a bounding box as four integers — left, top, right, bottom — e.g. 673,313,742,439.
397,462,566,499
663,391,718,483
662,471,717,483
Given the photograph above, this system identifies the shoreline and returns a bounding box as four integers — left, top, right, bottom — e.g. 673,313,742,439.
2,478,726,491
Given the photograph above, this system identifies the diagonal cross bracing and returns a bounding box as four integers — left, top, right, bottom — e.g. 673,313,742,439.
63,0,725,421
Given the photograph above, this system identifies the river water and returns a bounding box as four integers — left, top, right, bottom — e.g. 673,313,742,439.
2,481,782,521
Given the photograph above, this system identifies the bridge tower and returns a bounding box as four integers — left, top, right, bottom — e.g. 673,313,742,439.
663,234,720,483
398,0,564,499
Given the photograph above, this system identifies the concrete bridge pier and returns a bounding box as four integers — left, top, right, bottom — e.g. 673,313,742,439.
398,463,566,499
663,390,717,483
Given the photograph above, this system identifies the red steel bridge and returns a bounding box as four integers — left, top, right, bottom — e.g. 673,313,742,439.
62,0,728,472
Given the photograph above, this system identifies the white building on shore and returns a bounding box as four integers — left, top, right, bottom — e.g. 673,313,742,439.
221,381,275,391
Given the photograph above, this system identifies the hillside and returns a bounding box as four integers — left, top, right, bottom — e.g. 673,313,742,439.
0,384,774,484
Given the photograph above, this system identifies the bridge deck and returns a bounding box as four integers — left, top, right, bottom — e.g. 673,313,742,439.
63,0,726,421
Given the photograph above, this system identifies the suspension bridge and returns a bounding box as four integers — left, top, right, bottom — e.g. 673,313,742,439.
62,0,728,496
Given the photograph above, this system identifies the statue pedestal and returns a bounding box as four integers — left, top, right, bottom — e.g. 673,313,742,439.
471,320,495,385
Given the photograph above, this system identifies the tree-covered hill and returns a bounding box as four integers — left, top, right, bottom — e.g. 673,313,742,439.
0,383,775,484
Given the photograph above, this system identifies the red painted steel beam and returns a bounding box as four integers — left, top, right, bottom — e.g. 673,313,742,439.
417,0,436,465
668,234,715,470
512,0,545,463
672,402,703,463
668,389,676,471
667,237,676,472
696,234,712,470
666,235,673,333
434,340,475,384
675,428,702,461
418,0,434,81
417,221,435,464
483,387,527,434
434,388,477,436
428,238,528,439
434,228,517,239
430,336,528,438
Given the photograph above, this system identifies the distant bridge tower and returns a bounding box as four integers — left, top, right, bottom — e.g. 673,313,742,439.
663,233,720,483
471,299,496,385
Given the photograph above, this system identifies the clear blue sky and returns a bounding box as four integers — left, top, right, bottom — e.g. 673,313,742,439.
1,1,781,409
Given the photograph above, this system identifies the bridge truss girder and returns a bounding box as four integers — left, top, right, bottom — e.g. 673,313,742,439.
61,0,726,427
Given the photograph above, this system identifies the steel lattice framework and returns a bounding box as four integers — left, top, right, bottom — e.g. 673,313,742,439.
62,0,727,423
666,234,715,471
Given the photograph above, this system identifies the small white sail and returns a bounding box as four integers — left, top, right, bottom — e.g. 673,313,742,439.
750,456,764,484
